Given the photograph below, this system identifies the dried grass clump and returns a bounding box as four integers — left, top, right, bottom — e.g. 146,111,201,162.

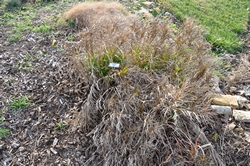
62,1,131,29
65,16,213,83
63,2,224,165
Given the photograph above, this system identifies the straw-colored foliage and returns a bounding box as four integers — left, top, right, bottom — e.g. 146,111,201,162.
62,2,131,29
62,2,223,165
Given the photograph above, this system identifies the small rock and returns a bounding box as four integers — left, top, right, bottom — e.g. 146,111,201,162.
235,95,248,103
213,95,238,107
233,110,250,122
212,94,248,108
211,105,232,115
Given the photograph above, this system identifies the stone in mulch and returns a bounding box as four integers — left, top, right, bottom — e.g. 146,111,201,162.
212,94,248,108
212,94,250,122
211,105,232,115
233,110,250,122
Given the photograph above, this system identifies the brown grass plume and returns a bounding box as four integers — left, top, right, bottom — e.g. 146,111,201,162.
62,2,225,166
62,1,132,29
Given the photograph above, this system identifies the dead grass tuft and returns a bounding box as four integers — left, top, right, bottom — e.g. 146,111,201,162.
62,1,131,29
62,2,224,165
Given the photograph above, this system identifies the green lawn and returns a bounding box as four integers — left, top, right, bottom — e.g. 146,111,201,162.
159,0,250,53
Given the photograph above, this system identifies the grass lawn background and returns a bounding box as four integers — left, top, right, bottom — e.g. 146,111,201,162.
159,0,250,53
